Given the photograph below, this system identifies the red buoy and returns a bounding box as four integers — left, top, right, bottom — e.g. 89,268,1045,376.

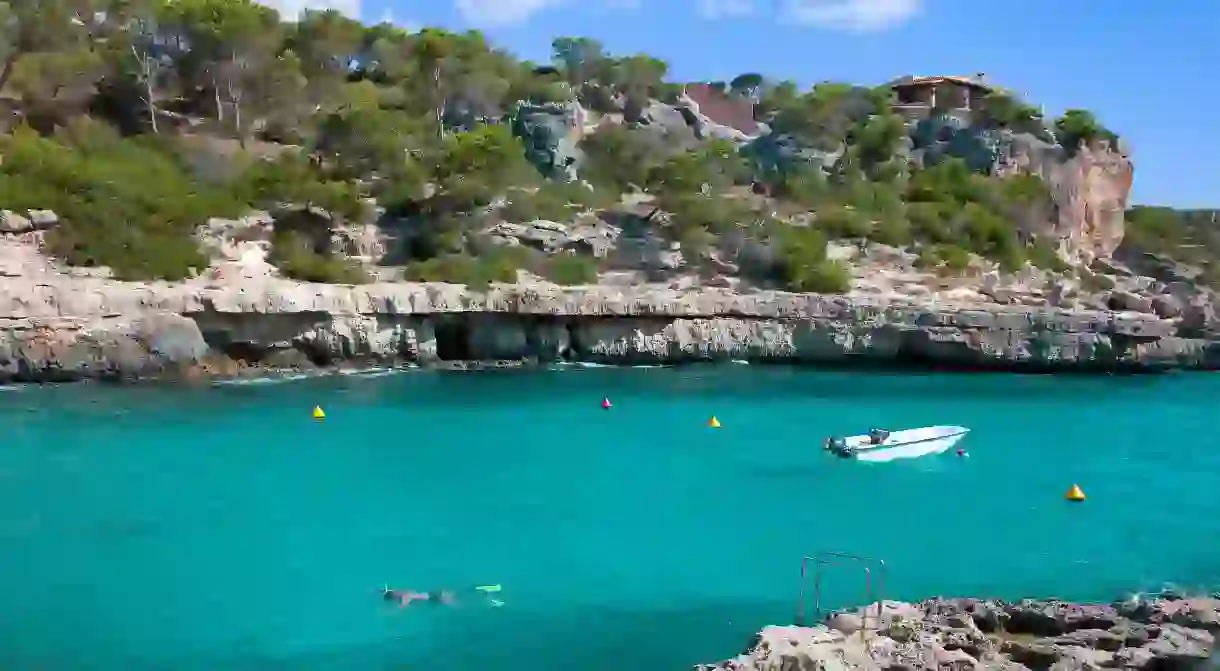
601,397,612,410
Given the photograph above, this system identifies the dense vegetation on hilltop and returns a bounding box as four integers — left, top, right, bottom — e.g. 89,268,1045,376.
0,0,1145,290
1120,207,1220,284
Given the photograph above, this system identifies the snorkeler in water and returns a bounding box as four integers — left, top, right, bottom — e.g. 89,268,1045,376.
382,586,454,608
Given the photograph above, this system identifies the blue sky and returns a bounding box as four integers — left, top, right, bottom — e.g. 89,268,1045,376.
267,0,1218,208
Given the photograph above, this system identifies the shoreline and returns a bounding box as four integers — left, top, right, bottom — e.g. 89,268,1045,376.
0,352,1204,390
2,281,1218,384
696,592,1218,671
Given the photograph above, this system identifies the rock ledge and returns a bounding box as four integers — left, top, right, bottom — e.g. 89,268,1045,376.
697,594,1217,671
0,278,1217,383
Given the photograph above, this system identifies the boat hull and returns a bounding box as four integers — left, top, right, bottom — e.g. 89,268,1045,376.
837,426,969,462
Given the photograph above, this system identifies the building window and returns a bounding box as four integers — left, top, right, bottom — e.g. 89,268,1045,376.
935,84,969,110
895,87,923,105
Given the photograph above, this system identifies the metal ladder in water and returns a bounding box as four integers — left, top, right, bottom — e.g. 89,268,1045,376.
795,551,887,638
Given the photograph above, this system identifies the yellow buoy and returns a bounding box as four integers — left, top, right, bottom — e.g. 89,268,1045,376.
312,406,326,420
707,416,721,428
1065,484,1085,502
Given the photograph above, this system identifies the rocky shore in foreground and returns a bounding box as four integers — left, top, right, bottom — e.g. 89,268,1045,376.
2,278,1219,384
698,593,1217,671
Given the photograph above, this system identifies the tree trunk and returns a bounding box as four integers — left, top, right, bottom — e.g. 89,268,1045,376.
433,62,444,140
0,53,19,94
229,50,242,136
212,73,224,122
146,75,158,134
131,46,158,134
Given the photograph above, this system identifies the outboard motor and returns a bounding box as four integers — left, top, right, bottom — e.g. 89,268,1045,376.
827,436,851,458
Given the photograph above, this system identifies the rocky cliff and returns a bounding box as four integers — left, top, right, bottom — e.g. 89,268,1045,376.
0,94,1197,385
904,115,1133,265
2,261,1217,383
517,97,1136,268
1002,137,1133,264
697,594,1217,671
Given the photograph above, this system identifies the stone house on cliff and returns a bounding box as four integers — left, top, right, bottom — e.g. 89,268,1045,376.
888,74,992,121
680,83,761,136
679,75,995,132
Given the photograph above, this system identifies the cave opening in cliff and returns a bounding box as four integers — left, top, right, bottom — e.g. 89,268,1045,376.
562,321,580,362
222,341,267,365
433,316,472,361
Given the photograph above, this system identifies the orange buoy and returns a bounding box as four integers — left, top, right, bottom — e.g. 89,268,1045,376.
1065,484,1085,502
707,416,721,428
601,397,612,410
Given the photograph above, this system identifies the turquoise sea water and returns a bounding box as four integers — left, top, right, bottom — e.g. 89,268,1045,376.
1,367,1219,670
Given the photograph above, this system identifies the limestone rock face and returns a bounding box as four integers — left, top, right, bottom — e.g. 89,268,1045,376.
507,101,588,182
696,595,1217,671
1036,142,1133,264
0,311,207,382
0,263,1206,382
916,123,1133,265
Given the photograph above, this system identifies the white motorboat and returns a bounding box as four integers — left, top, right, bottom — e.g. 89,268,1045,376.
824,426,969,462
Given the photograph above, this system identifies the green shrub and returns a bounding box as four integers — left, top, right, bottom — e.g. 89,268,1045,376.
870,215,913,247
657,192,756,252
269,230,370,284
998,173,1051,207
914,244,972,276
937,244,972,274
786,259,852,293
907,202,954,244
402,247,527,288
976,91,1047,137
994,245,1026,273
959,205,1024,271
1027,238,1069,272
815,205,870,239
542,253,599,285
501,183,600,223
1054,109,1119,153
0,123,245,280
914,246,939,270
775,224,827,264
771,167,830,206
771,225,850,292
239,153,364,220
1078,269,1116,293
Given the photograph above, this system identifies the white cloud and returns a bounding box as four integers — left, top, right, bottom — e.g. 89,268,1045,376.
376,8,418,31
698,0,754,19
449,0,922,31
781,0,922,32
259,0,362,20
454,0,565,26
453,0,641,26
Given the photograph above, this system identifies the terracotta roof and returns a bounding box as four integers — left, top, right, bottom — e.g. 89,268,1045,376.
683,83,760,135
890,75,992,92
